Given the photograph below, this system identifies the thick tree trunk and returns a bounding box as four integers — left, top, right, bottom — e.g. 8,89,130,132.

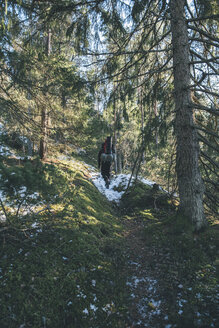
170,0,207,231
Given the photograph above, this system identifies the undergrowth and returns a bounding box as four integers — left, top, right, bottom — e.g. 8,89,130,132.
0,157,218,328
121,181,218,328
0,157,129,328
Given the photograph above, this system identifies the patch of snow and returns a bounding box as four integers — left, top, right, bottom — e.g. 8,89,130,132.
0,146,11,156
83,308,89,315
90,304,98,312
31,222,39,228
0,214,6,222
89,170,135,203
90,172,126,203
77,291,87,299
86,164,159,204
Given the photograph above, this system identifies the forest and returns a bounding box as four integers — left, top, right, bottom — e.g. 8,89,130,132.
0,0,218,327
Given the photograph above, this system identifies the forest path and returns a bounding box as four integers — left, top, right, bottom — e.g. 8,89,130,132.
86,166,170,326
120,215,169,328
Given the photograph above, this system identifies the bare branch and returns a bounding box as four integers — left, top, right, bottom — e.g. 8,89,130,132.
190,50,218,73
190,103,219,116
192,88,219,98
200,151,219,169
190,56,219,65
189,38,218,48
195,124,219,139
187,24,219,43
198,134,219,153
187,14,219,23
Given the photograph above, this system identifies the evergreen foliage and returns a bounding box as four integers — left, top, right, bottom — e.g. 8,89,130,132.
0,4,218,325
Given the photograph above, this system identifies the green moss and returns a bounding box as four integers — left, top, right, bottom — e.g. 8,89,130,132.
121,180,177,215
0,156,217,327
0,157,129,328
141,211,218,327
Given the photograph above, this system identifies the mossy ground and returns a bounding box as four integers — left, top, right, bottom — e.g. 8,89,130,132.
0,158,218,327
0,156,129,328
120,181,218,327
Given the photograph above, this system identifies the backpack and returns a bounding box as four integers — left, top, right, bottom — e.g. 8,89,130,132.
101,136,114,163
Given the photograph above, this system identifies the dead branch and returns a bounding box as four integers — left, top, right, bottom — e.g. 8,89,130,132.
195,125,219,139
187,14,219,23
189,38,218,48
187,25,219,43
200,151,219,169
190,103,219,116
190,50,218,73
192,88,218,98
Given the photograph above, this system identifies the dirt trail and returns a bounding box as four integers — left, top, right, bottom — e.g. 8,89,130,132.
121,216,169,328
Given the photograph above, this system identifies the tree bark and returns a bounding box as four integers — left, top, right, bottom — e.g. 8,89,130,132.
39,29,51,160
170,0,207,231
39,107,47,160
113,81,118,174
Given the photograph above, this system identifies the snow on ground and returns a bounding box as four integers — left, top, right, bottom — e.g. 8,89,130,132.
86,164,156,203
90,172,132,203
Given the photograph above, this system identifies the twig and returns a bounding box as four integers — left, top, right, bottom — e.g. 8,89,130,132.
0,198,12,225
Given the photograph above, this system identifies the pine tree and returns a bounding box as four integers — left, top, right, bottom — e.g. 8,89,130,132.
170,0,206,230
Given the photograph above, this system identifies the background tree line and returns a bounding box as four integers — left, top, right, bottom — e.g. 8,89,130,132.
0,0,218,230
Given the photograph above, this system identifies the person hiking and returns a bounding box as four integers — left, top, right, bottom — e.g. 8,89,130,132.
98,137,115,188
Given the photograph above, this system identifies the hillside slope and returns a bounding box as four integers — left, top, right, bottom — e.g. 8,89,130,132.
0,154,218,328
0,156,130,327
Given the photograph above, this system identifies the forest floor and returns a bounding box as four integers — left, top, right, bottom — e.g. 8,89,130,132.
88,165,218,328
0,153,218,328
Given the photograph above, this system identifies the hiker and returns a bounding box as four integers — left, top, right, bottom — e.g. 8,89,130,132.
98,137,115,188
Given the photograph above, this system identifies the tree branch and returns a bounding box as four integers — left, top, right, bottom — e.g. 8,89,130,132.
189,37,218,48
189,103,219,116
190,50,218,73
187,14,219,23
192,88,219,98
195,125,219,139
187,24,219,43
0,198,12,225
198,134,219,153
200,151,219,169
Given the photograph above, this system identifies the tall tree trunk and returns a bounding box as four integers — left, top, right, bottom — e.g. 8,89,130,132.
39,29,51,160
113,82,118,174
39,106,48,160
138,77,145,164
170,0,207,231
